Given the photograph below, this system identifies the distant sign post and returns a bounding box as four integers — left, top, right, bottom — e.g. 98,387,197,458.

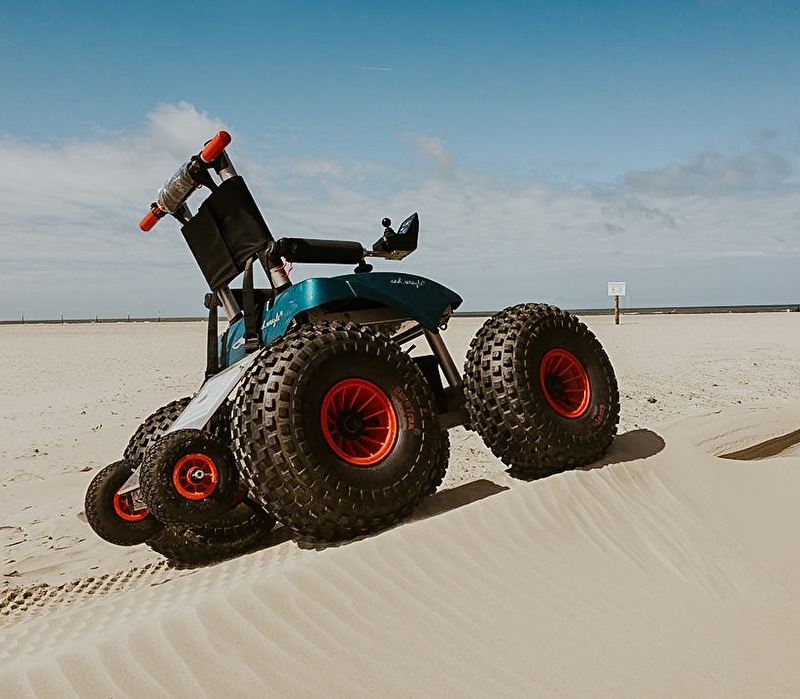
608,282,626,325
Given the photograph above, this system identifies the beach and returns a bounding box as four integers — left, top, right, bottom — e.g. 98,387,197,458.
2,311,800,696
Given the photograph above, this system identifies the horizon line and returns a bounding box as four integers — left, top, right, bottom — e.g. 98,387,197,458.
3,303,800,325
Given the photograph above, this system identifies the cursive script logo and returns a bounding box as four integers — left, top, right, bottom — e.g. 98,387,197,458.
390,277,426,289
263,310,284,330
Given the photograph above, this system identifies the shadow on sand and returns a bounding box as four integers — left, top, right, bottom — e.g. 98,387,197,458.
582,428,666,470
719,427,800,461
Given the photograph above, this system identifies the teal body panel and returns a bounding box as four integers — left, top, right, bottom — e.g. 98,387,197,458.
220,272,462,367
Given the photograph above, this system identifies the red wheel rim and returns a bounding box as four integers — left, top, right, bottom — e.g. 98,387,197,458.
320,378,398,466
113,491,149,522
172,453,219,500
539,349,591,418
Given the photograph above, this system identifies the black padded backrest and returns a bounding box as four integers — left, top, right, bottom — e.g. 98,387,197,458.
181,176,273,290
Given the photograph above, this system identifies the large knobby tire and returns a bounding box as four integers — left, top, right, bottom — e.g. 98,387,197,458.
139,429,240,527
84,459,163,546
463,303,619,479
232,321,449,543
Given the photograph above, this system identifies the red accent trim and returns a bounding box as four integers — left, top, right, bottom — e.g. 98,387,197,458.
139,207,164,232
172,453,219,500
200,131,232,163
539,348,591,418
320,378,398,466
113,491,150,522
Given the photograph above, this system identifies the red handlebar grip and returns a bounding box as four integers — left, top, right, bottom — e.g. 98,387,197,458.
140,208,162,232
200,130,232,163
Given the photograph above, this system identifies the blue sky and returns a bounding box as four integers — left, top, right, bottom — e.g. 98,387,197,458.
2,0,800,318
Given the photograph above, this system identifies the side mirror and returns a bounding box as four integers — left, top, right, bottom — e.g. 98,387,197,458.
372,212,419,259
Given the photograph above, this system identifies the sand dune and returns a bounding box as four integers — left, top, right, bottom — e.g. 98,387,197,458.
2,313,800,696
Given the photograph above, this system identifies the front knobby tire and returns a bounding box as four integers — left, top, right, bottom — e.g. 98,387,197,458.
121,397,277,559
139,429,240,527
463,303,619,479
232,322,449,543
84,459,163,546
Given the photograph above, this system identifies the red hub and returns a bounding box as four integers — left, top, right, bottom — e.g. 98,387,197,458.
172,453,219,500
320,378,398,466
112,491,149,522
539,349,591,418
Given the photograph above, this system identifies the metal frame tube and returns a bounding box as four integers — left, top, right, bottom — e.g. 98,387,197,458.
217,286,242,320
214,153,238,181
423,328,462,388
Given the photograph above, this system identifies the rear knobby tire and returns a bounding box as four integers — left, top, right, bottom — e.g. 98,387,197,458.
463,303,619,479
232,322,449,543
84,459,163,546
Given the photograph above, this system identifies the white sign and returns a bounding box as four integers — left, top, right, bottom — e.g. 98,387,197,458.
608,281,626,296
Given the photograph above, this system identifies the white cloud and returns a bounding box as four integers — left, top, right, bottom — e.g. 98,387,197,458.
402,133,457,175
625,131,793,195
1,104,800,319
0,103,227,318
144,102,227,157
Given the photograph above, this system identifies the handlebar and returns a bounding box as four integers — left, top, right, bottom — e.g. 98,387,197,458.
139,208,165,232
200,131,231,163
139,130,232,232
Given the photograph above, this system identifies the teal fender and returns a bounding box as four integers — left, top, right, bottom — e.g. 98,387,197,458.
221,272,462,367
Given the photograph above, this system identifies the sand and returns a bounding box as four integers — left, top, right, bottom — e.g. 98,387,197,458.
2,312,800,696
